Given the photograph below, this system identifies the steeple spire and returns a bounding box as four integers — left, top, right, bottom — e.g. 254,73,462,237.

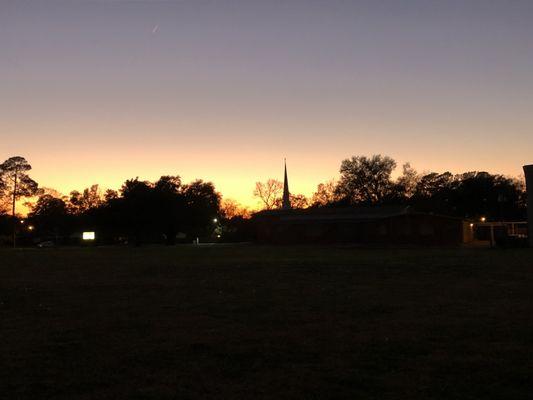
282,158,291,210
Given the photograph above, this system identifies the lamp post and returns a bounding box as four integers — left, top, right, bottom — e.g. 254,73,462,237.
524,165,533,248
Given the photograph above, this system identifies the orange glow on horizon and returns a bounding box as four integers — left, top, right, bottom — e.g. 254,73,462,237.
4,111,529,216
11,150,525,218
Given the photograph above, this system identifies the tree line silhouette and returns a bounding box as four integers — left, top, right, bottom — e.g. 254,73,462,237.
0,155,527,246
255,155,526,221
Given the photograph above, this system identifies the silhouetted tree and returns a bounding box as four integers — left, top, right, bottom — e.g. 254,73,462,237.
40,187,65,199
69,184,102,214
182,180,221,239
153,176,183,244
291,194,309,209
311,180,338,206
119,178,155,245
396,163,419,199
403,170,526,220
87,176,223,245
254,179,283,210
0,156,40,246
221,199,250,219
27,195,70,240
274,193,309,209
335,155,396,205
409,172,455,214
0,173,7,213
414,172,455,198
154,175,182,193
450,172,524,220
104,189,119,202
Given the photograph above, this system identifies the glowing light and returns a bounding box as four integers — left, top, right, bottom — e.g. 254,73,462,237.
83,232,96,240
480,217,486,222
469,223,474,228
28,225,34,231
213,218,218,223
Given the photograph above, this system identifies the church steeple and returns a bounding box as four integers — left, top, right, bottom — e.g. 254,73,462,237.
282,159,291,210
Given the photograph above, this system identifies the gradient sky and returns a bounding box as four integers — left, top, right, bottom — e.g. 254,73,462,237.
1,0,532,207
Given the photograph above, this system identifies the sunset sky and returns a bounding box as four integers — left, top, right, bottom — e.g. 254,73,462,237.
2,0,532,208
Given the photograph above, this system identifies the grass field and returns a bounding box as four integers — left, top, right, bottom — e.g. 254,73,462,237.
1,245,533,399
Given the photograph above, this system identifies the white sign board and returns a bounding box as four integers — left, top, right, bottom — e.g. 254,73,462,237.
83,232,96,240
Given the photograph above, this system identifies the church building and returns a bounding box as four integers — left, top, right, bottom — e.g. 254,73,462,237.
252,162,474,245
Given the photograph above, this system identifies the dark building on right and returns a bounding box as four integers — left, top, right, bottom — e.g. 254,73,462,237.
253,206,474,245
524,164,533,247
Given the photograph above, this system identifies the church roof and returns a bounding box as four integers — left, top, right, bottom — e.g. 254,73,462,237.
253,205,465,222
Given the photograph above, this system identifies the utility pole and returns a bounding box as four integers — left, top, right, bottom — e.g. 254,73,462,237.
524,165,533,248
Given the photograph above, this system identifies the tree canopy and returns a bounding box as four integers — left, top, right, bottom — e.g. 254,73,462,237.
0,156,40,246
335,155,397,205
0,156,40,215
254,179,283,210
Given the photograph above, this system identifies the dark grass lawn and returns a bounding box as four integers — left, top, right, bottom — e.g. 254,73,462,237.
1,245,533,400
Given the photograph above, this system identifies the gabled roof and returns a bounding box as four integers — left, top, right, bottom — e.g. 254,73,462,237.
254,205,410,221
253,205,466,222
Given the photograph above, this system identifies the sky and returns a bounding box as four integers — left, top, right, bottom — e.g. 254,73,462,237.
1,0,532,208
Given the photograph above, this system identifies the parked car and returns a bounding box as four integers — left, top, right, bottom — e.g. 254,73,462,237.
37,241,55,248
